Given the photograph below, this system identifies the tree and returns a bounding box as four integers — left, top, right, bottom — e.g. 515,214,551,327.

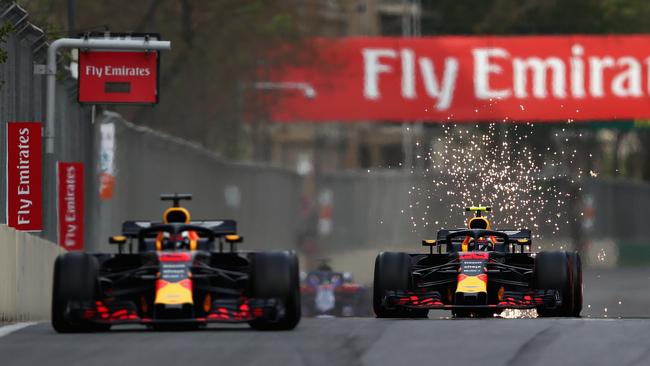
0,21,13,87
18,0,322,158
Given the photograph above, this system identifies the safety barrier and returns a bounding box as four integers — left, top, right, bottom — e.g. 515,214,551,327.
0,224,64,321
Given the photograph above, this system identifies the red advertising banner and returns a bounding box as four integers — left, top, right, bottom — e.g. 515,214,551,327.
78,51,158,104
267,36,650,122
6,122,42,231
57,162,84,251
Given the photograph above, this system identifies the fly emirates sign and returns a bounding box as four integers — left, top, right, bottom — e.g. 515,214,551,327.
79,51,158,104
57,162,84,251
6,122,42,231
269,36,650,122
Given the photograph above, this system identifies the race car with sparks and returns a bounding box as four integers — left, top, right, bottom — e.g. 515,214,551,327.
373,206,582,318
52,193,301,332
300,260,370,317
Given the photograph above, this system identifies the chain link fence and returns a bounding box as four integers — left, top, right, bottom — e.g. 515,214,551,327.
0,2,95,244
0,2,302,251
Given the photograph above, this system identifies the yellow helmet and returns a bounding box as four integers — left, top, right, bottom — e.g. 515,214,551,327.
163,207,191,224
467,216,491,230
465,206,492,230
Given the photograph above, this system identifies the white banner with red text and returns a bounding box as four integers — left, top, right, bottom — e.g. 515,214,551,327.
57,162,84,251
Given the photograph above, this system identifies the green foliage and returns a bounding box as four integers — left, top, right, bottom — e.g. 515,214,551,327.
421,0,650,35
0,21,14,88
0,21,13,65
264,14,295,35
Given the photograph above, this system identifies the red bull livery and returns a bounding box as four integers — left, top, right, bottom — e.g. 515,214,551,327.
373,206,582,318
51,193,301,332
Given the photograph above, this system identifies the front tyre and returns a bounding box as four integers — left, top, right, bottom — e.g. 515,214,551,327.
249,251,301,330
373,252,428,319
566,251,583,317
535,251,579,317
51,252,100,333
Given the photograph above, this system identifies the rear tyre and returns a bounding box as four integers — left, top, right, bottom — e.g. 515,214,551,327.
373,252,428,318
248,251,301,330
51,252,100,333
535,251,577,317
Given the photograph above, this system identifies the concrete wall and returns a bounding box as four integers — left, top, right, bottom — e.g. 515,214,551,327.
88,111,303,253
0,224,64,321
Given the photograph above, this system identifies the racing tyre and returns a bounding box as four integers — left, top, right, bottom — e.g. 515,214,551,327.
52,252,100,333
373,252,428,318
249,251,301,330
534,251,577,317
566,251,583,317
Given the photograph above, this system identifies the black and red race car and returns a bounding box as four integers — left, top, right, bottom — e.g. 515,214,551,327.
52,194,301,332
300,260,371,317
373,206,582,318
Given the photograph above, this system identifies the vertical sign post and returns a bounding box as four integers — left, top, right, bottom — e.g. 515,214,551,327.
6,122,43,231
57,162,84,251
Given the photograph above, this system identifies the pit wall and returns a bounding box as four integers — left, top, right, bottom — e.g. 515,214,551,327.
0,225,64,321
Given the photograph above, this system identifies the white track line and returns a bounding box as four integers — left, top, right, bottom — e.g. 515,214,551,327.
0,322,38,338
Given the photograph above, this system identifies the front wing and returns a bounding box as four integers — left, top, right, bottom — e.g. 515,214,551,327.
70,297,286,325
382,289,561,310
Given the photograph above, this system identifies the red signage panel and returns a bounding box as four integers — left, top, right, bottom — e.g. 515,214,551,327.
268,36,650,122
6,122,42,231
57,162,84,251
78,51,158,104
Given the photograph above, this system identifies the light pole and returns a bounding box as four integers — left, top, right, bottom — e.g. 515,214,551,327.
251,81,316,99
45,37,171,153
401,0,421,170
237,81,316,161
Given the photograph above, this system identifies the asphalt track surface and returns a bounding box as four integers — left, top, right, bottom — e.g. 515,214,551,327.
1,268,649,366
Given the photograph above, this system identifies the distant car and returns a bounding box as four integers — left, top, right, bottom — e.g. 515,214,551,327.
52,193,301,332
301,261,370,317
373,206,582,318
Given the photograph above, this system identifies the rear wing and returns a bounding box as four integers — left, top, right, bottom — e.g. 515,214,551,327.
121,220,237,237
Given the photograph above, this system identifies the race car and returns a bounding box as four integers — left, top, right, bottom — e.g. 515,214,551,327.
52,193,301,332
373,206,582,318
300,260,370,317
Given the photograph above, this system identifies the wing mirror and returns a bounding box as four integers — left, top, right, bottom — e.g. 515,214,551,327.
510,238,531,253
109,235,127,245
422,239,438,254
225,234,243,243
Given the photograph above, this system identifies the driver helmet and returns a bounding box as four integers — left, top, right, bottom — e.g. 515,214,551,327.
462,216,495,251
156,207,198,250
467,216,491,230
163,207,191,224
